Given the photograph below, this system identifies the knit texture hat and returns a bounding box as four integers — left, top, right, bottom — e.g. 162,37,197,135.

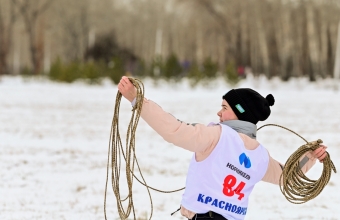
222,88,275,124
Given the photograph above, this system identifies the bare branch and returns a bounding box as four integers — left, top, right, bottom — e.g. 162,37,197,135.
195,0,230,35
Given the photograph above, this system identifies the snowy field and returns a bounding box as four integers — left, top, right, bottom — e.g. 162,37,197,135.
0,75,339,220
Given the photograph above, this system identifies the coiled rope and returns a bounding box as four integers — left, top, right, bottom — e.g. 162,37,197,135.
258,124,337,204
104,77,184,220
104,78,337,219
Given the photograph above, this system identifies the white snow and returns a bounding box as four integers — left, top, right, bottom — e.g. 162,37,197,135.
0,76,339,220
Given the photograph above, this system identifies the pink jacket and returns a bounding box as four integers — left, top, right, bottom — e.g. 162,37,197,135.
139,98,317,218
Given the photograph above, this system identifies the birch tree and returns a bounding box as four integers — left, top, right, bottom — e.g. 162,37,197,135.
0,0,17,75
12,0,54,74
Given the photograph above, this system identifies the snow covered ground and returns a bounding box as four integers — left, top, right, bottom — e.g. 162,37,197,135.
0,75,339,220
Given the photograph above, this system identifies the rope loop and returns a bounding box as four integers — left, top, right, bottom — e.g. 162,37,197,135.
258,125,337,204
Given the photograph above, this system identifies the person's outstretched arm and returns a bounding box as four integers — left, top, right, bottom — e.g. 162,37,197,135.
117,76,221,153
262,146,328,185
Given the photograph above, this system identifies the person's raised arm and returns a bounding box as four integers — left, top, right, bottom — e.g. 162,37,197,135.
117,76,221,153
262,145,328,185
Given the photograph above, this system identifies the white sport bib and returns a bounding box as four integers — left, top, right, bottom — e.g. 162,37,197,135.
181,124,269,220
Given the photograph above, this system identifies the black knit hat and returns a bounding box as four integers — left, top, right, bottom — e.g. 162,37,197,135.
222,88,275,124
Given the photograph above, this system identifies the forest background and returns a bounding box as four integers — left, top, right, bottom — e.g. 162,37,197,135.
1,0,340,86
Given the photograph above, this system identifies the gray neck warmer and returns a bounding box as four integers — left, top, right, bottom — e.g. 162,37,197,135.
220,120,257,139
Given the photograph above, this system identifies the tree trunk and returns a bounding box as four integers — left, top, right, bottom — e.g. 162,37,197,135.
239,2,249,67
27,24,40,74
278,8,293,80
0,1,15,75
0,4,6,75
255,10,270,77
306,4,319,81
317,7,327,78
333,20,340,80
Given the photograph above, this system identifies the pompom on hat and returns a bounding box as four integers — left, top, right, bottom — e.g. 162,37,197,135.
222,88,275,124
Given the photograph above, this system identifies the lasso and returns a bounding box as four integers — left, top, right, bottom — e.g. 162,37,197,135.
258,125,337,204
104,77,184,220
104,77,337,219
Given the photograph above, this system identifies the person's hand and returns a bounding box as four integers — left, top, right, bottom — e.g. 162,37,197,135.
312,145,328,163
118,76,137,102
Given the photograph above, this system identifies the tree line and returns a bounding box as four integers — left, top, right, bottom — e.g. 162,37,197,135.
0,0,340,83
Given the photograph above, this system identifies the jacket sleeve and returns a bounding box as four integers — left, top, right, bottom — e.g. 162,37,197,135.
262,151,317,185
139,98,221,153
